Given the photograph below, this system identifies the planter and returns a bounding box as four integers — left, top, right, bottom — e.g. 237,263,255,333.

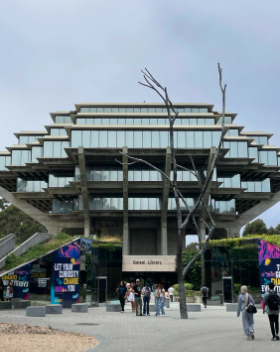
186,297,195,303
194,296,202,303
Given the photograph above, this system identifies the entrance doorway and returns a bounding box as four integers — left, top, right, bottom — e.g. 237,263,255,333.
92,276,107,305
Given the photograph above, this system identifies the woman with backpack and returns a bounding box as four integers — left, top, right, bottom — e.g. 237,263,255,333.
237,285,255,340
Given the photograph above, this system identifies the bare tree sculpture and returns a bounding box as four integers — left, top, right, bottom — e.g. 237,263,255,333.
116,64,227,319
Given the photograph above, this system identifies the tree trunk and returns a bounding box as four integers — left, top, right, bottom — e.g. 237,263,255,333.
177,227,188,319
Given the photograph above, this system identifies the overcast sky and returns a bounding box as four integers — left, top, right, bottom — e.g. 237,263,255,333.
1,0,280,231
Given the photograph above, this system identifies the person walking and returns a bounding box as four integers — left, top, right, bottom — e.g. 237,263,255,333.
159,284,166,317
133,279,143,316
5,280,13,302
263,282,280,341
0,278,5,301
116,280,127,313
127,283,136,313
168,285,174,302
142,283,151,316
200,284,209,308
237,285,255,340
154,284,161,316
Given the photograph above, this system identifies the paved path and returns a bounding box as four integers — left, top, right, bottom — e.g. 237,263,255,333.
0,303,279,351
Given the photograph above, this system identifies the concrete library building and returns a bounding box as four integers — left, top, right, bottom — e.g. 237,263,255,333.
0,102,280,290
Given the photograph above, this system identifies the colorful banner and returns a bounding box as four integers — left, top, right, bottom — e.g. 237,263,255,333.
51,239,81,308
258,240,280,302
2,263,31,299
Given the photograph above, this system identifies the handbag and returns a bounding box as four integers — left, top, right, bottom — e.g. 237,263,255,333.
245,293,257,314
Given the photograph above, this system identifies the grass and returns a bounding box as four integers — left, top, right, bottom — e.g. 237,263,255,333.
4,232,73,271
208,234,280,248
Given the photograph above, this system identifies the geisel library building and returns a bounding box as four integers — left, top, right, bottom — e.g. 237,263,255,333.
1,103,280,298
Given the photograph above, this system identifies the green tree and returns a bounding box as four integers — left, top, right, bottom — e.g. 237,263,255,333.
275,224,280,234
0,204,46,243
267,226,275,235
182,249,201,290
242,219,267,236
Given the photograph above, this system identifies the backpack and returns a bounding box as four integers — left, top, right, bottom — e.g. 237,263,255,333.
267,291,280,311
202,287,208,296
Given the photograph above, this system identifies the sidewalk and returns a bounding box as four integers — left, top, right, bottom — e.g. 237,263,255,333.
0,303,278,352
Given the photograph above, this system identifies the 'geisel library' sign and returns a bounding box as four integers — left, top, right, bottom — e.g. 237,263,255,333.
122,255,176,272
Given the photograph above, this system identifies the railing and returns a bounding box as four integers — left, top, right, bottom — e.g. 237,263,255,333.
0,232,51,269
0,234,15,260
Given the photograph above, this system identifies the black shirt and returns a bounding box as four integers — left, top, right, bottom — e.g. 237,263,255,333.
133,284,141,298
118,286,127,298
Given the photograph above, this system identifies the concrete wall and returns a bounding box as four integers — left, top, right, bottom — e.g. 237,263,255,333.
0,234,15,260
0,232,51,269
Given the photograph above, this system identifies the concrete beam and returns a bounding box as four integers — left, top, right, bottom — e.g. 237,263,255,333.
161,147,171,255
78,146,90,237
122,147,129,255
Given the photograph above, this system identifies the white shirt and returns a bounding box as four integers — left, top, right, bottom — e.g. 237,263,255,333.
168,287,175,295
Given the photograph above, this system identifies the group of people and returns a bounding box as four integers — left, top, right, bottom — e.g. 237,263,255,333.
237,282,280,341
116,279,175,316
0,278,13,302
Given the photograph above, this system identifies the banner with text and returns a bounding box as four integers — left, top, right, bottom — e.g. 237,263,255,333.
258,239,280,302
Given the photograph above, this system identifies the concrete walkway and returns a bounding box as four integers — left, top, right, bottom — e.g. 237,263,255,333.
0,303,279,352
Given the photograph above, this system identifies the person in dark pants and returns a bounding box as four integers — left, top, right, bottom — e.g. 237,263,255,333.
133,279,143,316
200,284,209,308
263,282,280,341
142,283,151,316
0,278,4,301
116,281,127,313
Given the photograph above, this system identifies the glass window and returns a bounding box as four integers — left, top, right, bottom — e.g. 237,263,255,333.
259,151,267,164
182,119,189,125
126,108,133,113
31,147,42,162
80,108,90,112
97,107,103,113
71,131,82,147
109,119,118,125
149,118,157,125
199,108,208,113
184,108,191,113
238,142,248,157
212,131,221,147
94,118,102,124
148,108,156,113
156,108,163,113
141,107,148,113
186,131,194,148
142,118,150,125
226,129,239,136
134,169,142,181
19,136,29,144
141,198,149,210
91,131,99,147
262,178,270,192
259,136,268,145
118,118,126,125
204,131,212,148
142,170,149,181
268,151,277,165
126,131,133,148
104,108,111,113
77,118,86,125
134,131,142,148
161,131,169,148
102,118,110,125
111,108,118,113
99,131,108,147
249,147,258,162
195,131,203,148
134,108,141,113
119,108,125,113
108,131,117,148
177,131,185,148
116,131,125,148
158,118,166,125
55,115,64,123
192,108,199,113
44,142,53,157
82,131,90,148
134,198,141,210
190,118,196,124
143,131,152,148
133,118,142,125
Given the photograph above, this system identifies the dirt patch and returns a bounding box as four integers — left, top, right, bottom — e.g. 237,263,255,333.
0,323,98,352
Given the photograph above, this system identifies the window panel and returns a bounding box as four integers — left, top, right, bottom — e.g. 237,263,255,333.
177,131,185,148
90,131,99,147
126,131,133,148
160,131,169,148
152,131,160,148
268,151,277,165
97,108,103,113
143,131,152,148
148,108,156,113
118,118,126,125
126,118,133,124
259,136,268,145
150,118,158,125
44,142,53,157
238,142,248,157
141,107,148,113
61,141,69,157
55,115,64,123
134,131,142,148
142,170,149,181
82,131,91,148
141,198,149,210
99,131,108,147
134,108,141,113
94,118,102,124
259,151,267,164
111,108,118,113
230,142,238,157
80,108,90,112
186,131,194,148
262,178,270,192
31,147,42,162
142,118,150,125
109,118,118,125
134,198,141,210
103,108,111,113
89,107,97,112
108,131,117,148
249,147,258,162
19,136,29,144
71,131,82,147
116,131,125,148
102,118,110,125
204,131,212,148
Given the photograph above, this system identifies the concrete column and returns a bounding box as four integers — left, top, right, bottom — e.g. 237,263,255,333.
78,146,90,238
161,147,171,255
122,147,129,255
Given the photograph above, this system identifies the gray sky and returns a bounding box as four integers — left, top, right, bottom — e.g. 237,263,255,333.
1,0,280,230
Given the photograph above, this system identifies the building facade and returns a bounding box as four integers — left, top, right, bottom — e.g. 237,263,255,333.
0,102,280,280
